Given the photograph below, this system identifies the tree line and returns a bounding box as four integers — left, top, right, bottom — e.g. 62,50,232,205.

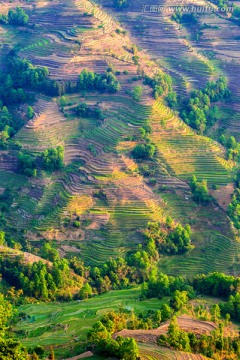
0,255,82,301
159,316,240,358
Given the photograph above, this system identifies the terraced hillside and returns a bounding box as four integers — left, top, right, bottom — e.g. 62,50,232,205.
97,0,240,137
139,344,210,360
0,0,239,276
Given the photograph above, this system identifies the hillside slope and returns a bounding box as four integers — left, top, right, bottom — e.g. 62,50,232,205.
0,0,239,276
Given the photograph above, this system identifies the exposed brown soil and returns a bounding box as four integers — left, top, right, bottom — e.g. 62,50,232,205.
114,315,236,344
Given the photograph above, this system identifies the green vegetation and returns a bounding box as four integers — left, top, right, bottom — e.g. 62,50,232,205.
132,143,156,160
41,146,64,172
88,320,138,359
132,85,143,102
159,316,240,358
0,1,240,359
0,255,82,300
0,294,28,359
113,0,128,9
144,220,193,255
144,73,175,100
0,7,29,26
190,175,210,204
26,106,34,120
181,77,230,133
75,102,104,120
18,152,37,177
78,69,121,93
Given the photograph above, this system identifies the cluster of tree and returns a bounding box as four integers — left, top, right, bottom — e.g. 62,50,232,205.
132,85,143,102
75,102,104,120
41,146,64,172
192,272,239,298
144,73,176,103
4,54,76,99
0,256,82,300
70,219,193,298
144,220,193,256
0,294,29,359
219,134,240,161
130,122,155,161
132,143,156,160
141,272,195,300
0,72,26,106
142,271,239,302
5,55,49,100
88,324,138,359
78,69,121,93
18,152,37,177
0,106,14,144
17,146,64,176
171,11,198,25
0,293,56,359
181,77,230,132
228,187,240,229
113,0,128,9
0,7,29,26
190,175,210,204
220,292,240,322
159,316,240,358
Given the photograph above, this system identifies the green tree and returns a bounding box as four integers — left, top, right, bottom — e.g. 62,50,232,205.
132,86,143,102
161,304,172,321
27,106,34,120
0,338,28,360
8,7,29,26
190,176,210,203
118,337,139,360
0,231,5,245
170,290,189,311
79,283,93,299
132,143,156,160
18,152,37,177
41,146,64,172
0,294,13,336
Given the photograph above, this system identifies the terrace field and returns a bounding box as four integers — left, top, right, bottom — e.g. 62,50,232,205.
0,0,239,277
1,0,240,359
14,287,165,357
14,288,220,359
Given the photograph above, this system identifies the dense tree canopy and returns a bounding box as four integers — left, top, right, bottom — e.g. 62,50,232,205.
181,77,230,132
0,7,29,26
190,175,210,203
41,146,64,172
132,143,156,160
78,69,121,93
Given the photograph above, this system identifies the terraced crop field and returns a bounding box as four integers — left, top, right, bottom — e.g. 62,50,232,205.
139,344,209,360
14,287,165,358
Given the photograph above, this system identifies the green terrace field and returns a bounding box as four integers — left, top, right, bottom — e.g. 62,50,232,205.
14,288,166,358
150,99,234,186
157,192,240,277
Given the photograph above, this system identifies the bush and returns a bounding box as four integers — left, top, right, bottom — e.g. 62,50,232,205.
0,7,29,26
41,146,64,172
132,143,156,160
